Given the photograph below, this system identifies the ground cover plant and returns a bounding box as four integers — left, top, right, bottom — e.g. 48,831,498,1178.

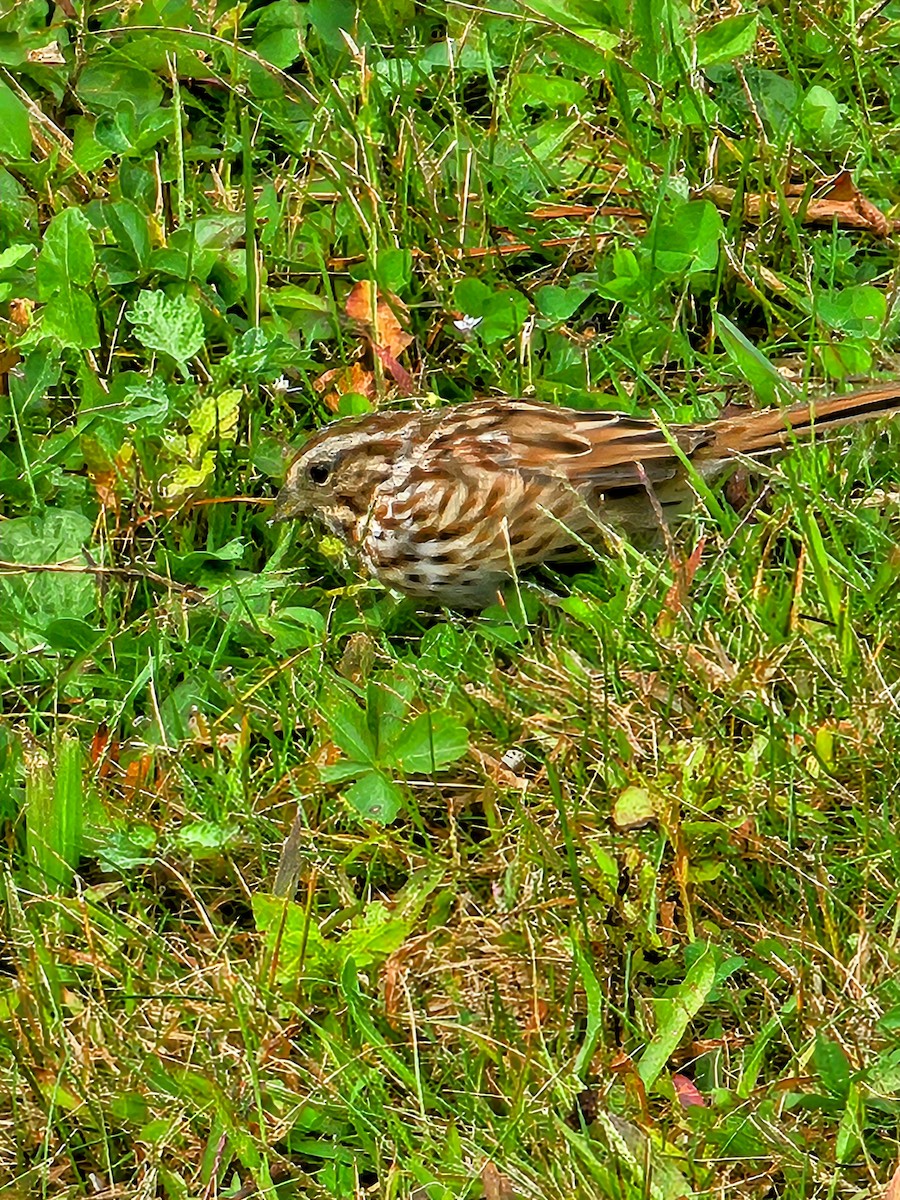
3,0,900,1195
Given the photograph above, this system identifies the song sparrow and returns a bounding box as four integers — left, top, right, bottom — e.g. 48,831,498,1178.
273,385,900,607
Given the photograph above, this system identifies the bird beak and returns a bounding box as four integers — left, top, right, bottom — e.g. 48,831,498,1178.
272,483,302,522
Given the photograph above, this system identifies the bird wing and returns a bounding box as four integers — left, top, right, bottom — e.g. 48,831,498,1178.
423,401,712,492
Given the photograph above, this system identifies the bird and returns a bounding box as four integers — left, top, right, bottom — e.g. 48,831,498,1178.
273,385,900,608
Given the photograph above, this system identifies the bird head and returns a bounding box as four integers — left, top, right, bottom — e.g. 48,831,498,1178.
273,414,402,544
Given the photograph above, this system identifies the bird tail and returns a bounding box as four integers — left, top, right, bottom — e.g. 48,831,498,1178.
702,382,900,459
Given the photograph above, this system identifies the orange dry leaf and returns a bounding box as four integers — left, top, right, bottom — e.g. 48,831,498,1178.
345,280,413,359
482,1162,516,1200
121,754,155,803
885,1162,900,1200
704,170,895,236
660,538,705,625
8,298,34,330
313,362,377,413
90,725,119,780
672,1073,706,1109
90,468,119,511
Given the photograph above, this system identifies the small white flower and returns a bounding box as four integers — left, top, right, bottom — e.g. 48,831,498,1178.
453,314,483,336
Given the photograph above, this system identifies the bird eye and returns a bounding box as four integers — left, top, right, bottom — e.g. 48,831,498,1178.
308,461,331,485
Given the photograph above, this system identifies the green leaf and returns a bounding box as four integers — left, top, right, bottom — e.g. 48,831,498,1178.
0,81,31,159
638,943,717,1088
337,901,413,967
126,290,205,366
252,0,307,68
105,199,151,268
535,284,592,321
715,312,799,406
611,785,655,830
388,711,469,774
324,691,377,764
649,199,724,277
696,14,758,66
367,674,416,752
344,770,404,822
800,85,841,144
0,243,33,273
34,209,100,348
0,510,96,651
374,248,413,292
42,291,100,349
189,388,241,443
36,208,95,293
509,73,588,111
479,291,530,344
77,53,164,121
814,1033,851,1099
523,0,619,48
835,1083,864,1166
25,737,83,893
817,285,886,337
319,760,367,784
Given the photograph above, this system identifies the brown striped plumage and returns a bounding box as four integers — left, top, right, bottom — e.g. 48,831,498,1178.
273,386,900,607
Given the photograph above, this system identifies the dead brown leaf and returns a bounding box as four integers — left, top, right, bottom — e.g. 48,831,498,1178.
883,1161,900,1200
671,1073,706,1109
345,281,413,359
481,1162,516,1200
703,171,895,236
313,362,376,413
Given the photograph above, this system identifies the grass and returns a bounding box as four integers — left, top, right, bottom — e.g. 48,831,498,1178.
3,0,900,1196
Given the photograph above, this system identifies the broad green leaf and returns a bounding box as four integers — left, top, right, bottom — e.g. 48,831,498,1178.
524,0,619,48
77,54,163,120
367,674,416,751
388,711,469,774
0,244,32,273
252,0,307,68
819,340,872,379
105,199,151,268
0,81,31,159
478,291,530,344
324,692,377,764
253,893,330,982
745,67,800,135
510,73,588,110
268,285,334,312
189,389,241,442
800,85,841,143
42,291,100,349
9,344,60,422
126,290,204,365
337,901,414,967
162,454,216,498
95,103,138,155
374,248,412,292
638,943,717,1088
97,826,158,874
344,770,403,823
319,760,367,785
34,209,100,348
696,14,758,66
611,785,655,830
814,1033,851,1099
0,510,95,650
535,284,592,321
36,208,95,292
715,312,798,406
649,199,724,277
816,285,886,337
